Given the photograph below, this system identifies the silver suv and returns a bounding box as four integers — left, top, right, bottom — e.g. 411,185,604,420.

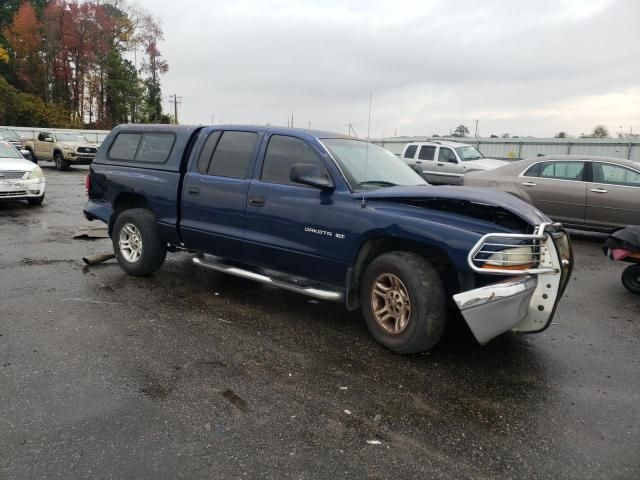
401,140,507,185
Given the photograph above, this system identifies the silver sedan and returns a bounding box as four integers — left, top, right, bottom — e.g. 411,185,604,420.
463,155,640,232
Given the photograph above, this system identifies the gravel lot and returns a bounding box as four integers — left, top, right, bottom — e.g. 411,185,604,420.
1,165,639,479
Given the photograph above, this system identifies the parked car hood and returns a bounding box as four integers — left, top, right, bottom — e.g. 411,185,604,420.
0,157,39,172
464,158,509,170
359,185,549,227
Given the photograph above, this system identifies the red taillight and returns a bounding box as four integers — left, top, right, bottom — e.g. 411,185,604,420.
85,174,91,196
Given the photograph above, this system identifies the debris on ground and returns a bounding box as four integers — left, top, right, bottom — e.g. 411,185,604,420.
72,227,109,240
82,253,116,265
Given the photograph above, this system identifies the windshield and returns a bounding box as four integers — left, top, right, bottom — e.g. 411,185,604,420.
56,133,90,142
455,146,484,161
0,129,21,141
0,141,23,159
322,138,427,190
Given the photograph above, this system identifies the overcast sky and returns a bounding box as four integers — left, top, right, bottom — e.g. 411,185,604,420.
136,0,639,138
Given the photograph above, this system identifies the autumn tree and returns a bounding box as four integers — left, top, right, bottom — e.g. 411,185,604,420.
139,13,168,122
2,2,46,95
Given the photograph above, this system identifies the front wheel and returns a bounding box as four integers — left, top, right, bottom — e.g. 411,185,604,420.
360,251,447,354
54,153,70,170
112,208,166,276
27,194,44,206
622,265,640,294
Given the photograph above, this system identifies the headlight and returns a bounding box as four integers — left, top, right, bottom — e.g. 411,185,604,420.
483,246,535,269
62,144,73,150
26,167,44,179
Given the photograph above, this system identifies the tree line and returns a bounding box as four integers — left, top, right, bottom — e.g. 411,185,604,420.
0,0,170,129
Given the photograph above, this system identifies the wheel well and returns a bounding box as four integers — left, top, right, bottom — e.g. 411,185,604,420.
345,237,460,310
109,193,153,235
53,149,62,156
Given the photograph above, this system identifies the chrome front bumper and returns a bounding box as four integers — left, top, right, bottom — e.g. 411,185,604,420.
453,223,573,345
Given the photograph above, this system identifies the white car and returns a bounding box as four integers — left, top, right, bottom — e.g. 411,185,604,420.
0,140,46,205
400,140,508,185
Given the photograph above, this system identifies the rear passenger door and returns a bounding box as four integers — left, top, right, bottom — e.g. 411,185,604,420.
515,160,587,226
415,145,438,183
180,129,261,259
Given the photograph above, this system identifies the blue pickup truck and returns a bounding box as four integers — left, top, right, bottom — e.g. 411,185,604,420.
84,124,573,353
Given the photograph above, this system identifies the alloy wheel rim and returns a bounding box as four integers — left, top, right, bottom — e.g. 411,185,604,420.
119,223,143,263
371,273,411,334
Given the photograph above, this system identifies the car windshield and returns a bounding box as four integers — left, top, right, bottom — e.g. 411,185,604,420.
56,133,90,142
0,141,23,159
455,146,484,161
322,138,427,190
0,129,21,141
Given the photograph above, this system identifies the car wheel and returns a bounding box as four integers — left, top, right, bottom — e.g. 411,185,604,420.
54,153,70,170
621,265,640,294
27,194,44,206
112,208,167,276
360,251,447,353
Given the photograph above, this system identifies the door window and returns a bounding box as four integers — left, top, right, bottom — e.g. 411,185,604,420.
593,163,640,187
261,135,326,185
196,131,222,173
403,145,418,159
207,131,258,178
438,148,457,163
418,146,436,160
538,161,585,181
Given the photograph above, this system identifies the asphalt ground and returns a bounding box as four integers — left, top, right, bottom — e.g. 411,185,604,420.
1,165,638,480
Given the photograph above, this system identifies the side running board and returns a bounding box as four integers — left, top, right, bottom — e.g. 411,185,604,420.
193,256,344,302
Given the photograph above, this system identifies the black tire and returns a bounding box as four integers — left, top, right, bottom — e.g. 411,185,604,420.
27,149,37,163
360,251,447,354
112,208,166,276
54,152,70,171
27,194,44,206
621,265,640,294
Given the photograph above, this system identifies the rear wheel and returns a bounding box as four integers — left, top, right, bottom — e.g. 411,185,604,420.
112,208,166,276
621,265,640,294
360,251,447,354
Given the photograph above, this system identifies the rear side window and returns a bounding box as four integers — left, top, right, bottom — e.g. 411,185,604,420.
197,131,222,173
108,132,175,163
403,145,418,159
418,146,436,160
539,161,585,181
524,163,541,177
207,131,258,178
261,135,326,185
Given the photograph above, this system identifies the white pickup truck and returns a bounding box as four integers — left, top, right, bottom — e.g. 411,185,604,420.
23,131,99,170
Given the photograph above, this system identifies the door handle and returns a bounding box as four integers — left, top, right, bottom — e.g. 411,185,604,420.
187,186,200,194
590,188,607,193
521,182,537,187
437,163,444,166
249,196,265,207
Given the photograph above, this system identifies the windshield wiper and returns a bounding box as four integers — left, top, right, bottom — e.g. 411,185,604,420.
359,180,398,187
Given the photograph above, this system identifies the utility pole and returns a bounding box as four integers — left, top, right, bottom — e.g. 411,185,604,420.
168,94,182,124
474,120,479,138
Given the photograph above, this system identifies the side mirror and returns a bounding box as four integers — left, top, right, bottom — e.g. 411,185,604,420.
449,158,458,164
19,149,31,158
290,163,334,190
44,137,53,143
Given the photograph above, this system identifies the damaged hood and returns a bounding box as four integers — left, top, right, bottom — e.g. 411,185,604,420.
358,185,550,227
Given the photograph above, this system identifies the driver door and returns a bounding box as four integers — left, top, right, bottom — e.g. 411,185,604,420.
243,134,353,285
434,146,463,184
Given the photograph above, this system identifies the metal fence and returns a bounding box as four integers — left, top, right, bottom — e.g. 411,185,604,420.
1,126,111,144
373,136,640,162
